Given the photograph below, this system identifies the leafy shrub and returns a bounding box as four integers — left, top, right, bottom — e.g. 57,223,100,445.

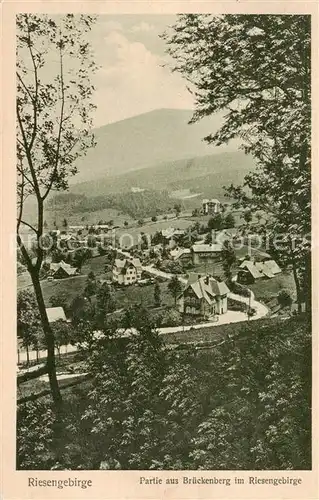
277,289,293,308
159,309,182,327
17,401,56,469
228,280,251,297
228,298,247,312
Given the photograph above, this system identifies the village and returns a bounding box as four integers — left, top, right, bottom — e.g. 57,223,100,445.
17,196,299,365
12,12,312,476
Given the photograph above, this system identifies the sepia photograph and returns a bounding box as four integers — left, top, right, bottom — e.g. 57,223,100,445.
15,12,311,474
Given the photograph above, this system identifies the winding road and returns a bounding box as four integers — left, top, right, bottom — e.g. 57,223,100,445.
17,251,268,365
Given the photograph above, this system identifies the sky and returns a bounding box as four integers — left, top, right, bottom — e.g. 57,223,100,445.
89,15,195,127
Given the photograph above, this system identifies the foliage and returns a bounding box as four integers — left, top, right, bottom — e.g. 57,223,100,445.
17,400,56,469
17,290,41,363
224,212,236,229
227,297,248,313
49,292,70,316
157,308,182,327
17,314,311,470
167,275,183,305
70,295,94,325
83,271,97,300
16,13,97,405
72,247,92,270
163,14,311,310
207,214,224,231
221,240,236,281
49,189,180,220
95,282,117,328
243,210,252,225
228,280,251,297
173,203,182,216
154,280,162,307
277,289,293,308
49,320,72,355
158,259,183,275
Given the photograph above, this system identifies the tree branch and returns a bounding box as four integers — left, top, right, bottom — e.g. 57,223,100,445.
17,233,34,274
25,17,39,153
20,220,38,234
16,71,35,103
41,41,67,202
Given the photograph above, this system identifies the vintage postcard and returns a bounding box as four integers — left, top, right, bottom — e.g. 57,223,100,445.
1,0,318,499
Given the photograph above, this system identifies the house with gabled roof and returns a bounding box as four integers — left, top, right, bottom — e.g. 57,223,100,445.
238,259,281,284
178,274,230,318
170,247,191,261
112,258,142,286
49,260,78,279
237,260,264,284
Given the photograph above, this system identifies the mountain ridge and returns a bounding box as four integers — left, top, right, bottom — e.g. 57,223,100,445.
71,108,239,184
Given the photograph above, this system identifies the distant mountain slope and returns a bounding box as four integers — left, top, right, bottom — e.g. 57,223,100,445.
71,151,255,200
72,108,239,183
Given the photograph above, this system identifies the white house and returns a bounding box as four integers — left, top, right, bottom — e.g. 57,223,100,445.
112,258,142,285
202,199,221,215
178,274,229,318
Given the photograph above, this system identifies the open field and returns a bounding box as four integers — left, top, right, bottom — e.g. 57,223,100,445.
114,282,174,309
115,217,195,247
41,276,88,306
19,269,174,311
43,207,136,229
82,255,113,276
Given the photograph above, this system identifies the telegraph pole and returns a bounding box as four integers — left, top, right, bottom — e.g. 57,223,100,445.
247,290,252,321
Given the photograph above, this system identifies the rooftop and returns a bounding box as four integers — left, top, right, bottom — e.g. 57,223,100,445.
191,244,222,253
46,306,67,323
182,275,229,304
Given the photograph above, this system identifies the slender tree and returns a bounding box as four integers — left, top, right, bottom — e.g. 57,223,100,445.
16,14,97,406
17,290,40,366
224,213,235,229
167,275,182,305
51,320,71,358
221,239,237,283
154,280,161,307
95,282,116,328
84,271,97,300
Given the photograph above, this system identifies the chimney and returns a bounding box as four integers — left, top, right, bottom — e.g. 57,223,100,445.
205,275,209,285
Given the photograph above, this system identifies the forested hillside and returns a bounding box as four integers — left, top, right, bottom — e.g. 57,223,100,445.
46,189,180,221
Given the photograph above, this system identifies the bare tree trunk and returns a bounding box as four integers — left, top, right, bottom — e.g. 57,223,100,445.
30,270,62,407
